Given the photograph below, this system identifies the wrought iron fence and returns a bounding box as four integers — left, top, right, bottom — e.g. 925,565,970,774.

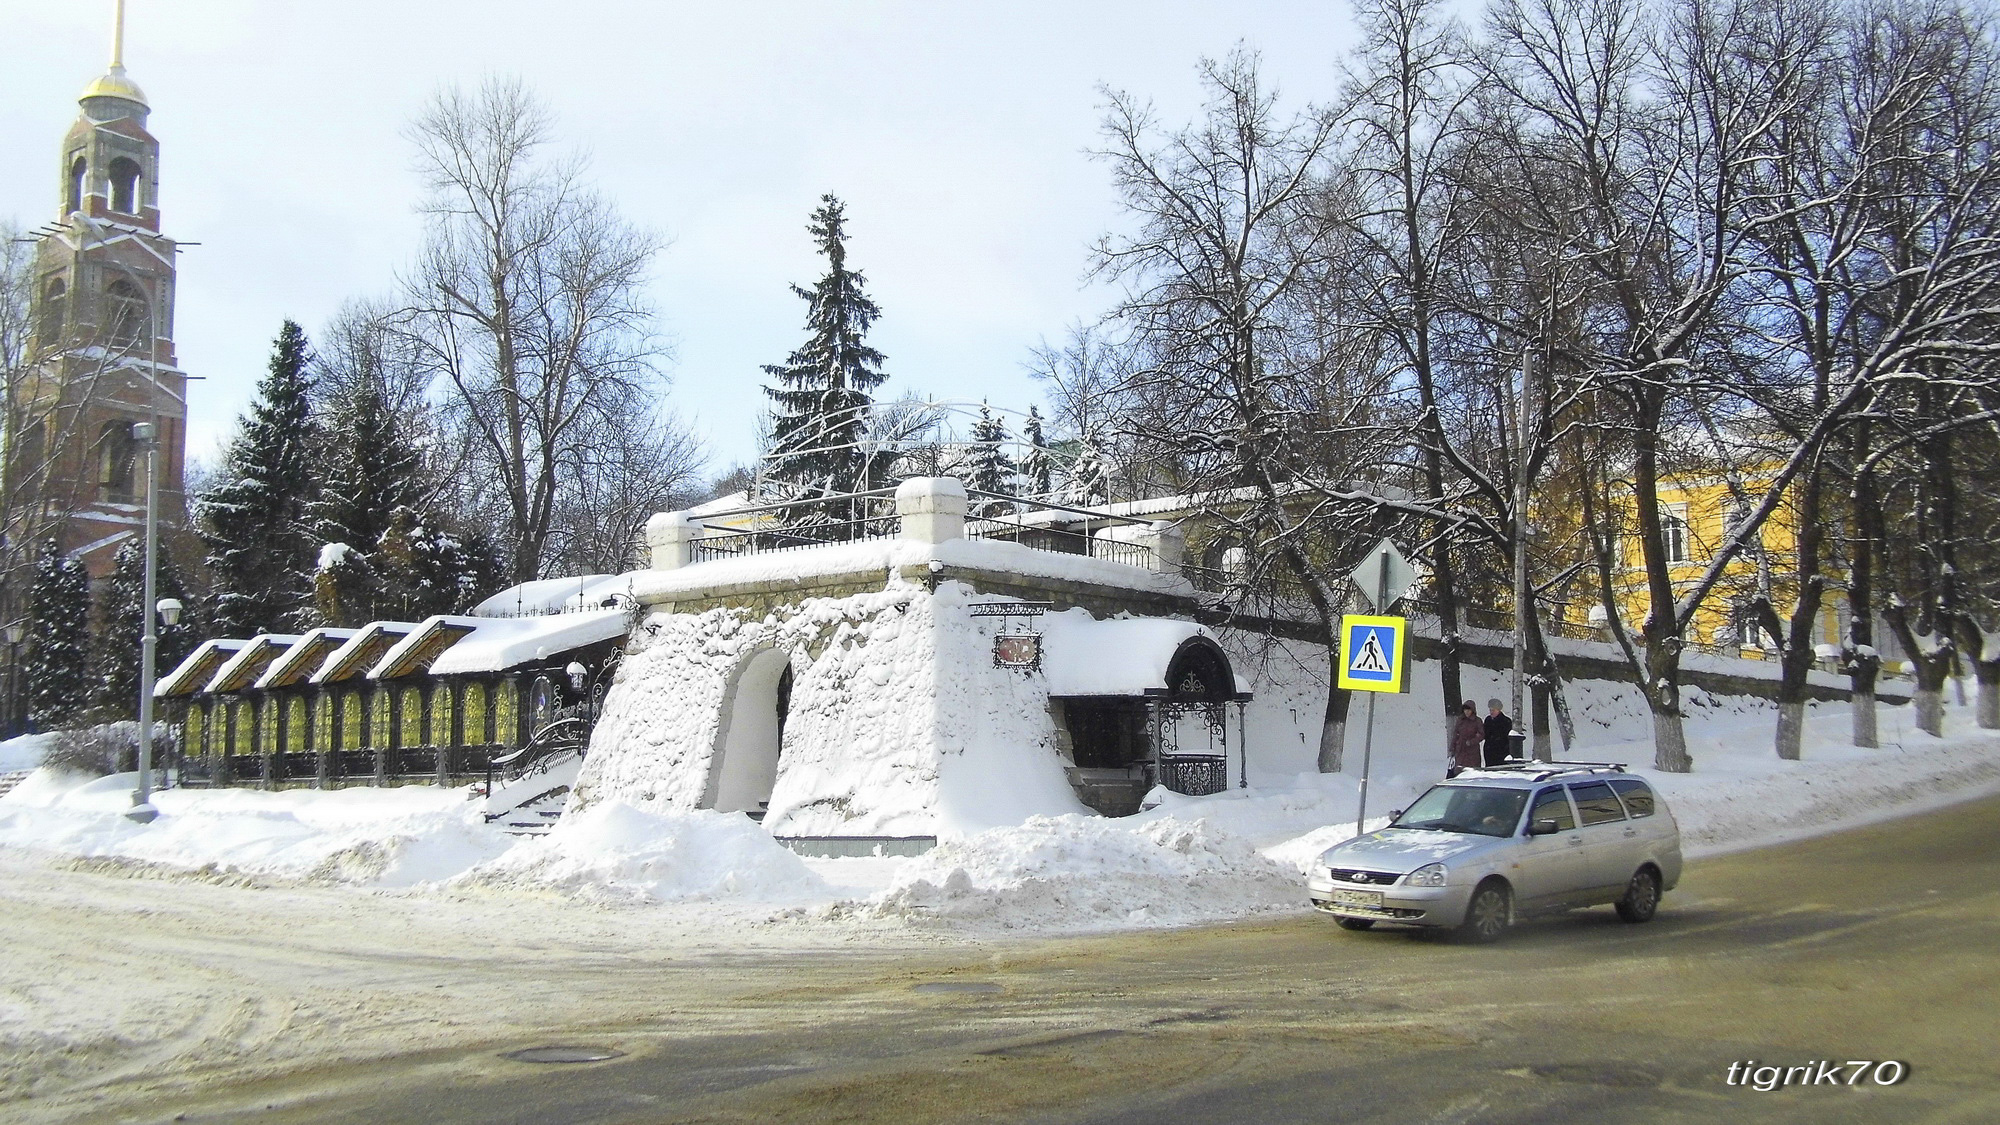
1158,755,1228,796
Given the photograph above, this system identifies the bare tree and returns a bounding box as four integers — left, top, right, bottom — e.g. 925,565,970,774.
1731,0,2000,750
1092,49,1409,771
399,77,685,583
544,408,705,576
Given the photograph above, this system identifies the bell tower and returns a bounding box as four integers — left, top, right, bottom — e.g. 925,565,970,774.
9,0,188,580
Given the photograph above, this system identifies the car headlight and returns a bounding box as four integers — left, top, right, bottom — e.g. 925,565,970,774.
1404,863,1448,887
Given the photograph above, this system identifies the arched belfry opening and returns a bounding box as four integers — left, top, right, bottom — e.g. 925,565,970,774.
107,157,141,214
703,648,795,819
66,155,86,215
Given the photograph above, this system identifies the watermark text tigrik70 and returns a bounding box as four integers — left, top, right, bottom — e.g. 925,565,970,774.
1726,1060,1907,1091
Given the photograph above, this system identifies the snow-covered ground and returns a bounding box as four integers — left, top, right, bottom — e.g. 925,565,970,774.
3,695,1997,940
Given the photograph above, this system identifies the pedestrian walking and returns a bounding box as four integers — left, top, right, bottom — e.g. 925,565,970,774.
1449,700,1483,776
1482,698,1514,766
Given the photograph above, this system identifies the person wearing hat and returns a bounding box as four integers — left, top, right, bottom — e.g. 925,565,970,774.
1449,700,1483,776
1481,698,1515,766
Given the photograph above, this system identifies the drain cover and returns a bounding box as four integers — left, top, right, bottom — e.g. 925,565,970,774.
913,981,1003,994
503,1046,626,1064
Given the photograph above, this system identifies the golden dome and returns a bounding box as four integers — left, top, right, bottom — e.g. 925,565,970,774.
80,65,148,108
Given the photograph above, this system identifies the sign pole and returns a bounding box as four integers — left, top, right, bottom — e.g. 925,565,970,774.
1354,551,1389,838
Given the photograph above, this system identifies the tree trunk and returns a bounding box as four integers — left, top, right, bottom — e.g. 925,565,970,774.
1774,700,1807,764
1645,640,1692,772
1773,646,1815,761
1850,658,1880,749
1318,673,1352,773
1911,656,1950,737
1976,660,2000,730
1648,705,1691,773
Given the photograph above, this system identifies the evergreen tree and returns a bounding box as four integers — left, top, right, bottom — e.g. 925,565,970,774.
1067,431,1111,505
24,540,91,729
311,542,379,629
1020,406,1053,498
762,195,888,511
200,321,319,635
89,539,197,720
306,378,428,562
965,403,1018,514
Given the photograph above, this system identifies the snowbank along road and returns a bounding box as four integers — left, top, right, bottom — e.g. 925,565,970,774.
5,793,1998,1124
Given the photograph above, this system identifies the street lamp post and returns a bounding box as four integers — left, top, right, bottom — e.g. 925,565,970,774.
2,620,25,738
128,420,162,822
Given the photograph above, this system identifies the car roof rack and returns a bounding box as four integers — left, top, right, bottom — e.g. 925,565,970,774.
1457,760,1629,783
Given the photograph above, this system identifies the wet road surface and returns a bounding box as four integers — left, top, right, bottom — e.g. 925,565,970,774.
22,795,2000,1125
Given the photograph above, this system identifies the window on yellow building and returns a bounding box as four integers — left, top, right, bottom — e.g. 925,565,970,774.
1661,505,1690,564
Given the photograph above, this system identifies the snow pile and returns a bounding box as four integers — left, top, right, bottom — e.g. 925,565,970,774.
1616,710,2000,856
861,813,1301,930
453,800,826,906
0,772,513,887
0,732,54,774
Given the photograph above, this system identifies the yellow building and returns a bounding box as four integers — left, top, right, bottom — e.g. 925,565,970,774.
1603,468,1846,658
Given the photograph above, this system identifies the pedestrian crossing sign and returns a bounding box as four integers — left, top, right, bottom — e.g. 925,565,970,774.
1337,615,1408,693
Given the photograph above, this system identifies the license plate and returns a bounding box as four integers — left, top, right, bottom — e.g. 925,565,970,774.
1331,889,1383,908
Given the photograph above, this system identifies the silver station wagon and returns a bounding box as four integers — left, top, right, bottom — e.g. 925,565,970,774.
1308,763,1682,942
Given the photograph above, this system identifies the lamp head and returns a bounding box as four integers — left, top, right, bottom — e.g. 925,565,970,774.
156,598,183,626
2,621,24,646
565,660,588,692
131,421,156,443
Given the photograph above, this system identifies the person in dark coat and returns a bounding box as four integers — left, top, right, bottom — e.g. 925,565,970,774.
1482,698,1515,766
1449,700,1483,776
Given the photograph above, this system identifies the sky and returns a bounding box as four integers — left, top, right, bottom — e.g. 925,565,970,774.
1,0,1363,478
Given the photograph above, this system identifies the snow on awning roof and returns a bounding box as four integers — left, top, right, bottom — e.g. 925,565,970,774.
369,616,481,680
1037,615,1246,698
203,635,305,694
156,638,247,698
428,608,630,676
471,574,628,618
310,622,421,685
253,628,358,690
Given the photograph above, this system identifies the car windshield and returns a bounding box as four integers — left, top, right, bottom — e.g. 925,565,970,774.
1391,785,1530,838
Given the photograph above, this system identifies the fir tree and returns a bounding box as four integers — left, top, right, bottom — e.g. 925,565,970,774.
763,195,888,511
306,378,428,563
1020,406,1053,498
1067,431,1111,505
965,404,1017,514
24,541,91,730
200,321,319,636
89,539,197,720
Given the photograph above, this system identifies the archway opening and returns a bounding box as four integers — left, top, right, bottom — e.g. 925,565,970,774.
706,649,794,817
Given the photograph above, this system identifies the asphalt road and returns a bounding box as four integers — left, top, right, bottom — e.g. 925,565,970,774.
26,795,2000,1125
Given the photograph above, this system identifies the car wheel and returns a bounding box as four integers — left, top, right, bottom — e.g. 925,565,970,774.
1458,880,1512,943
1335,917,1376,931
1615,867,1661,923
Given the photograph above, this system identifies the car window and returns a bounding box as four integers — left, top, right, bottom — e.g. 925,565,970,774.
1570,781,1626,826
1607,778,1655,817
1529,786,1575,832
1390,785,1530,838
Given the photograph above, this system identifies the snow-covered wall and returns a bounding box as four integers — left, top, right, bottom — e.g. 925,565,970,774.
578,574,1089,840
582,533,1835,843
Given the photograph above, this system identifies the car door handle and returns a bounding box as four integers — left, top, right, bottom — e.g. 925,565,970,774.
1567,837,1582,846
1623,829,1638,838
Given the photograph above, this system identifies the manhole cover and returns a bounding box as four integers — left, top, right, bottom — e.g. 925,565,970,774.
913,981,1003,994
1529,1062,1662,1088
503,1046,626,1064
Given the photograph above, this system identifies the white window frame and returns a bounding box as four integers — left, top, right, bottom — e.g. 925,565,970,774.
1660,503,1690,565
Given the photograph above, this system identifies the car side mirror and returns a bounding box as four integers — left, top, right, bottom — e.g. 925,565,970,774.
1529,818,1561,836
1388,809,1403,820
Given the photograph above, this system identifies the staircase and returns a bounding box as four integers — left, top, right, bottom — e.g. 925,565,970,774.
0,771,31,800
483,745,583,835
